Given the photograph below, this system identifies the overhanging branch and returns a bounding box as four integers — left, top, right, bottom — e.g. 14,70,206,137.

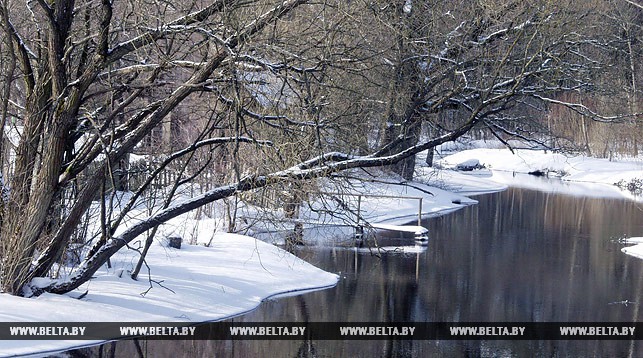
35,111,478,295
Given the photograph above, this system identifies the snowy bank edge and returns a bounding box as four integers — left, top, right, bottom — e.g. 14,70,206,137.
437,148,643,201
621,239,643,261
3,283,342,358
0,235,339,357
3,176,501,357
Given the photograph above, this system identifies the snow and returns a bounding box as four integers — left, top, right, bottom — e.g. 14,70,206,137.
623,237,643,244
0,234,338,356
622,244,643,260
439,147,643,184
233,170,485,247
437,148,643,201
3,139,643,356
258,175,482,243
403,0,413,14
417,168,506,195
0,168,485,355
370,223,428,235
324,177,479,224
621,238,643,260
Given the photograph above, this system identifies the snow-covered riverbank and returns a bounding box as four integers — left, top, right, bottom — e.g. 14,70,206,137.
434,144,643,263
436,147,643,201
0,174,497,356
2,143,642,356
0,234,338,356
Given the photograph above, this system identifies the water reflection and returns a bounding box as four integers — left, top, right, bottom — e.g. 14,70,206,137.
488,171,643,202
75,188,643,357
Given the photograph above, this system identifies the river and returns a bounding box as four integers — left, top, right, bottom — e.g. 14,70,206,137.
75,185,643,357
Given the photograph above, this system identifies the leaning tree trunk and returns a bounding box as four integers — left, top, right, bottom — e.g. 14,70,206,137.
383,116,422,180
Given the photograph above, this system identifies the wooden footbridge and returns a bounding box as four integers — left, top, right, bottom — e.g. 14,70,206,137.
241,192,430,242
320,192,429,241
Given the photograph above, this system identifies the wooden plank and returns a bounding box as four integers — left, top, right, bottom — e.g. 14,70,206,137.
371,223,428,235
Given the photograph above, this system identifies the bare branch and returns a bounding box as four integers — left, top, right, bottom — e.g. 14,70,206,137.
532,94,638,122
623,0,643,10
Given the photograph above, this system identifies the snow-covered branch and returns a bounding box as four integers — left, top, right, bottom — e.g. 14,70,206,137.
96,62,205,79
623,0,643,10
106,0,234,64
37,114,477,295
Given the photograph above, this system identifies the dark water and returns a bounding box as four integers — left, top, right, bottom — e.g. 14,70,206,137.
77,187,643,357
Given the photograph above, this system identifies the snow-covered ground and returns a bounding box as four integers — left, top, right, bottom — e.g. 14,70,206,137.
622,237,643,260
0,234,338,356
236,171,504,246
436,147,643,201
0,173,494,356
2,140,642,356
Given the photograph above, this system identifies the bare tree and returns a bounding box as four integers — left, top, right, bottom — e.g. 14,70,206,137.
0,0,312,295
0,0,636,297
